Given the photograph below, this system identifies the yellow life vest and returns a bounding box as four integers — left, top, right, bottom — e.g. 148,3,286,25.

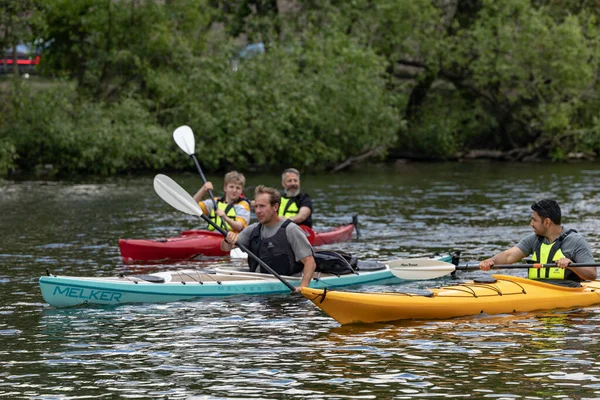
208,198,238,231
527,230,574,280
279,197,299,218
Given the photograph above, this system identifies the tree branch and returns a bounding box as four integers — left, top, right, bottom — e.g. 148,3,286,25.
331,146,386,173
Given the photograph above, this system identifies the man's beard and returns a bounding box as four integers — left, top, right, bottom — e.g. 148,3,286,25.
285,186,301,197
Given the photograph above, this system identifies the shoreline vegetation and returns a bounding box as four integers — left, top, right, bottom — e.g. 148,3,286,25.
2,0,600,179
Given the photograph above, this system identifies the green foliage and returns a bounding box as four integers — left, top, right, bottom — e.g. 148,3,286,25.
441,0,600,150
4,0,600,179
2,80,184,177
398,89,496,158
166,33,398,170
0,140,17,177
37,0,211,99
211,0,281,43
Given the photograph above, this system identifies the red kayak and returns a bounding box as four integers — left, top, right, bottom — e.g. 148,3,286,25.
119,219,358,264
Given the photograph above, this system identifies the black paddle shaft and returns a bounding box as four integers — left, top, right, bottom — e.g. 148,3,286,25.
456,262,600,271
191,154,218,210
199,214,296,292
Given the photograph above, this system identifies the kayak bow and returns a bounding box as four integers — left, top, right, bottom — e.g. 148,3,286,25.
39,254,455,307
301,274,600,325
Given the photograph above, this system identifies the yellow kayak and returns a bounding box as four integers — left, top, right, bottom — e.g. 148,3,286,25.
301,274,600,325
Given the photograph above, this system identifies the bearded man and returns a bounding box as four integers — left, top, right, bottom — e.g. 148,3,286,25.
278,168,313,228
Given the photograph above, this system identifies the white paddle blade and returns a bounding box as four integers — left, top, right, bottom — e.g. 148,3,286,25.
230,248,248,259
153,174,203,217
386,258,457,280
173,125,196,155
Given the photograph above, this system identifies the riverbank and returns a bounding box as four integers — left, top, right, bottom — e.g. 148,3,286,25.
1,73,597,181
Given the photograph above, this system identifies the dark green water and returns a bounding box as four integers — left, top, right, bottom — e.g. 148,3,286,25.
2,162,600,398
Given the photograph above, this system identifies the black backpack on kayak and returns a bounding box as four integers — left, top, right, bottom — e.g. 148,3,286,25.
314,250,357,275
314,250,388,275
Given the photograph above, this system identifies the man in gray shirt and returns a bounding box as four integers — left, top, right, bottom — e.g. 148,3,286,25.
221,185,316,291
480,199,596,282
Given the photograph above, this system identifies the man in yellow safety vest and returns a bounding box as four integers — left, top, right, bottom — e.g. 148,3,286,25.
279,168,313,228
480,199,596,283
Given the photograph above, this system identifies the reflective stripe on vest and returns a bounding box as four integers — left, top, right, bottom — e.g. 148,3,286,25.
527,229,575,280
279,197,299,218
208,198,236,231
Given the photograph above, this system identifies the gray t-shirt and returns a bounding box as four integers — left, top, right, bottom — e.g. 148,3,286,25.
236,219,314,262
516,228,595,263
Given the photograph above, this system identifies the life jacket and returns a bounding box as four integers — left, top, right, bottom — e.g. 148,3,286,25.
279,197,300,218
208,197,249,232
279,194,312,228
248,219,305,276
528,229,576,280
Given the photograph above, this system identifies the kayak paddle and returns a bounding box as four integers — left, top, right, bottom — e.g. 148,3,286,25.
153,174,296,292
173,125,218,210
387,259,459,280
352,214,360,239
388,259,600,280
230,248,248,259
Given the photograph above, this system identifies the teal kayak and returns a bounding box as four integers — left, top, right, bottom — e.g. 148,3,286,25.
39,254,453,307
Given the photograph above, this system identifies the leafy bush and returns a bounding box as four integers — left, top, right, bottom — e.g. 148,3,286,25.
165,34,399,171
0,140,17,177
3,81,185,176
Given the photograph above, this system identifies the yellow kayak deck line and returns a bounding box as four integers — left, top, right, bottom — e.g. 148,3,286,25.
301,274,600,325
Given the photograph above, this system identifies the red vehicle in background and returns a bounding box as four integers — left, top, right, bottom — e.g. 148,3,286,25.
0,43,41,75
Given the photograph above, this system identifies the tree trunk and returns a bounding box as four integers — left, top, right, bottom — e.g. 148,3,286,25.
405,72,436,122
12,44,19,75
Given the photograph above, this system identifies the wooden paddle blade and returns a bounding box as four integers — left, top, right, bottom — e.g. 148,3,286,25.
387,258,457,280
173,125,196,155
153,174,203,217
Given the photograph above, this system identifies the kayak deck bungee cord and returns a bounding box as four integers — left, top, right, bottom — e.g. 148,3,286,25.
301,274,600,325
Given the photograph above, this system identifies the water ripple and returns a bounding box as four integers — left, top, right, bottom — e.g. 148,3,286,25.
3,165,600,398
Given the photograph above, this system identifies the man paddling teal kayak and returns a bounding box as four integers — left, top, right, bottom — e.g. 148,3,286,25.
221,185,317,291
480,199,597,282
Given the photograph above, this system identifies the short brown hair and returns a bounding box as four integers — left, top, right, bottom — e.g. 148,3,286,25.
255,185,281,206
224,171,245,187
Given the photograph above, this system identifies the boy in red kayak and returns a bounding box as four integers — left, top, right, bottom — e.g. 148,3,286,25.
193,171,251,233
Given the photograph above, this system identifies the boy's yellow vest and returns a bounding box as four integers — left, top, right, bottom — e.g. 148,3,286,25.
208,197,249,232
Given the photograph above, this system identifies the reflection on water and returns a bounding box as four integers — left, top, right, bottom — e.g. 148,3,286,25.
19,304,600,398
2,163,600,398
